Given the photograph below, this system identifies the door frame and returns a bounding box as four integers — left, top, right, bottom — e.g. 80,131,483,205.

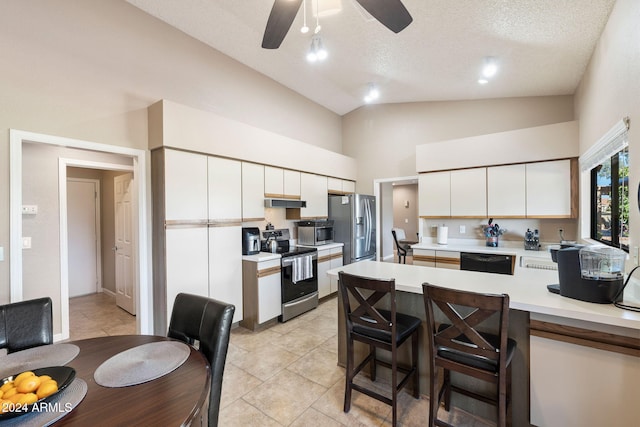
66,177,102,297
9,129,152,339
373,175,419,262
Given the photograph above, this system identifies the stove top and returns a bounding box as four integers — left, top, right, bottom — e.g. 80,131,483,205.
280,246,318,258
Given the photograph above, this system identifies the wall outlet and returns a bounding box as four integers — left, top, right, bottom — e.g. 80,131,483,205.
22,237,32,249
459,225,466,234
0,246,3,261
404,218,408,223
22,205,38,215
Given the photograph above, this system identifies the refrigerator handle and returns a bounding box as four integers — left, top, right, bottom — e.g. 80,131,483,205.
364,198,371,251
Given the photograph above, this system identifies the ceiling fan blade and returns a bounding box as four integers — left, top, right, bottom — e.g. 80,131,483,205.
354,0,413,33
262,0,303,49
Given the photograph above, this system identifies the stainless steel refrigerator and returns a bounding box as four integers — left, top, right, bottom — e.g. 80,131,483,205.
328,194,376,265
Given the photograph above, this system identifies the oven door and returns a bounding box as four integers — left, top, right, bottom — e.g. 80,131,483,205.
281,256,318,303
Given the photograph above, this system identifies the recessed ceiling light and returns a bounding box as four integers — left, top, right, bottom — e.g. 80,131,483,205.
478,78,489,85
482,57,498,78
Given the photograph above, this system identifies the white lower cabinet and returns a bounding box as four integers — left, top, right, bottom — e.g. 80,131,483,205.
241,258,281,330
318,246,343,298
413,249,436,267
435,250,460,269
164,227,209,323
208,226,243,323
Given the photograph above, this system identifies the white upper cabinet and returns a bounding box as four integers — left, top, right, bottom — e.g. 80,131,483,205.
419,171,451,217
300,172,328,218
328,177,356,194
450,168,487,217
526,159,573,217
208,156,242,221
487,164,526,218
283,170,301,198
242,162,265,221
164,149,208,221
264,166,284,197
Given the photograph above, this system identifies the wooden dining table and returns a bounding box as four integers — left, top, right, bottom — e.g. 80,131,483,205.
53,335,210,426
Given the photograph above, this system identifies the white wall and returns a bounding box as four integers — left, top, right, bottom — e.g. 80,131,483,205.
342,96,575,195
392,184,419,239
574,0,640,265
0,0,342,303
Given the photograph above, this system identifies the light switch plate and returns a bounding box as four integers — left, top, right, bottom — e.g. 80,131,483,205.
22,237,32,249
22,205,38,215
459,225,466,234
0,246,3,261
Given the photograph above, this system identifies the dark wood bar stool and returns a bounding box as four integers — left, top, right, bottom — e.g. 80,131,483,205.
422,283,516,427
338,271,420,427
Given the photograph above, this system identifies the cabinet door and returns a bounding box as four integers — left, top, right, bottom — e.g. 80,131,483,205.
329,247,343,294
208,157,242,221
283,170,301,198
258,269,281,323
242,162,265,221
419,172,451,217
413,249,436,267
164,149,208,221
342,180,356,194
300,173,328,218
435,251,460,270
165,227,209,323
317,249,331,298
526,160,572,217
209,226,243,323
265,166,284,198
487,164,526,217
327,177,342,194
450,168,487,217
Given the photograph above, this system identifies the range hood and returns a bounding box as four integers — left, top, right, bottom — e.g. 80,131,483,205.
264,198,307,208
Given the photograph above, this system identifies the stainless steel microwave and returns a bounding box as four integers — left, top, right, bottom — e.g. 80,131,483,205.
297,220,334,246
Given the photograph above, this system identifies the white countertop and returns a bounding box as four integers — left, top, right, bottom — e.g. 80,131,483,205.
327,260,640,331
411,238,552,259
242,252,281,262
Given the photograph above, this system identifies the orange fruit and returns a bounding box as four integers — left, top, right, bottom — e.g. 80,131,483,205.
36,380,58,399
13,372,35,387
8,393,25,404
18,393,38,405
0,382,14,393
2,387,18,399
38,375,52,382
17,376,41,393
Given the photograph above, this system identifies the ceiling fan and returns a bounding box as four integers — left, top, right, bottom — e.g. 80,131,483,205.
262,0,413,49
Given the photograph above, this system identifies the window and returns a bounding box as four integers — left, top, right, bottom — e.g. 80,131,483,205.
591,146,629,250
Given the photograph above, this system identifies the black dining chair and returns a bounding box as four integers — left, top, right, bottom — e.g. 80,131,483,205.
168,293,235,427
391,229,412,264
338,271,420,427
422,283,516,427
0,297,53,354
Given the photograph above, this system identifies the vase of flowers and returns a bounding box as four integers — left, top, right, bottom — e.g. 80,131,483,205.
483,219,506,247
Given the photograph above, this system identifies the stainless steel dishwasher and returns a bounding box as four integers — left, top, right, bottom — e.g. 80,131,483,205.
460,252,514,275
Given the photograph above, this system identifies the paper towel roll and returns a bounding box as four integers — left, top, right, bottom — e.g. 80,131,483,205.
437,226,448,245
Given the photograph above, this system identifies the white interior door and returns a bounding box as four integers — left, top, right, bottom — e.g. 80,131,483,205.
67,179,100,298
114,173,135,314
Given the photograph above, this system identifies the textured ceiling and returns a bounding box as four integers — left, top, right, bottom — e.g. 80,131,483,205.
126,0,616,115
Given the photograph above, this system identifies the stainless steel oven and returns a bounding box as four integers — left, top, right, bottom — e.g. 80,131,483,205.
280,249,318,322
297,220,334,246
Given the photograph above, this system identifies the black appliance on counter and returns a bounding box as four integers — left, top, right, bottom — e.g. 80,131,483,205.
548,246,625,303
262,229,318,322
242,227,261,255
460,252,514,275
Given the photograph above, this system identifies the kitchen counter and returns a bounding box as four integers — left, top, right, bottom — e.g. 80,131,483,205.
411,238,553,260
327,260,640,426
242,252,281,262
327,260,639,329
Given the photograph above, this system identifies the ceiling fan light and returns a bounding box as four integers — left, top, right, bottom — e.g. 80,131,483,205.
300,25,309,34
482,57,498,78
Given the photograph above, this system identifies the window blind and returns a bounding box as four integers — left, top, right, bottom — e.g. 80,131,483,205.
580,117,630,171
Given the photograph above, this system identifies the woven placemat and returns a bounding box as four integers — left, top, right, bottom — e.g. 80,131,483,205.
0,378,88,427
0,344,80,379
93,341,190,388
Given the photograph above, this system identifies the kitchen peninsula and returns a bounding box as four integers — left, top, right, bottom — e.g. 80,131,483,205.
327,260,640,427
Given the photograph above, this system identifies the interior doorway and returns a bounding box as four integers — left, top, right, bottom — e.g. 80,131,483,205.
9,129,151,340
373,176,419,263
67,177,101,298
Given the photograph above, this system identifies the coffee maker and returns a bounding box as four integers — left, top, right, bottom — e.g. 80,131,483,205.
548,245,626,303
242,227,260,255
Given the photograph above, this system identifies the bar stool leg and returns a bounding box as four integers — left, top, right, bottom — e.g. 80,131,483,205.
344,339,354,412
412,331,419,398
443,369,451,411
369,345,377,381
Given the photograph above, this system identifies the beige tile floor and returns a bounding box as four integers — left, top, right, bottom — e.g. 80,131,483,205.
69,293,494,426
